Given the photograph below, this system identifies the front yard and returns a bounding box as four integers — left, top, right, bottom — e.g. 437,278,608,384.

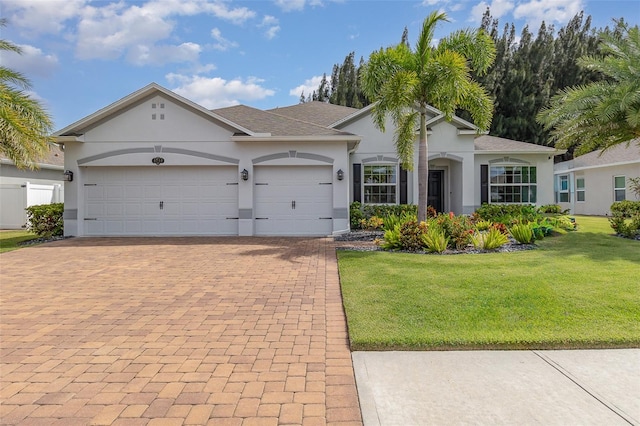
0,230,39,253
337,216,640,350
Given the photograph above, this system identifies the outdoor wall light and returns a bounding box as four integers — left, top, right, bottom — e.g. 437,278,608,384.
241,169,249,181
63,170,73,182
337,169,344,181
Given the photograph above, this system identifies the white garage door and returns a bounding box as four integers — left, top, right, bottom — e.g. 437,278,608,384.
83,166,238,236
254,166,333,236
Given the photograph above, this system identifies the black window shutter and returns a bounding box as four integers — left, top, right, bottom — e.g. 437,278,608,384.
481,164,489,205
400,167,408,204
353,164,362,203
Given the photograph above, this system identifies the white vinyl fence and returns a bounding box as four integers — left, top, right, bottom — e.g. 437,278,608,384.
0,182,63,229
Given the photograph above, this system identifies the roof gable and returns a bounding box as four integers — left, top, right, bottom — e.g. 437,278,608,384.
54,83,254,138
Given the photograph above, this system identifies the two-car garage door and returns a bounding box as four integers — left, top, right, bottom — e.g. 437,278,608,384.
82,165,334,236
84,166,239,236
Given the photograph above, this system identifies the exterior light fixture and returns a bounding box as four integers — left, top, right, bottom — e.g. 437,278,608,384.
337,169,344,181
241,169,249,181
63,170,73,182
152,156,165,165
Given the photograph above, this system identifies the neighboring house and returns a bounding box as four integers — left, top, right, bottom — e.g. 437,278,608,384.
554,142,640,216
0,145,65,229
54,83,560,237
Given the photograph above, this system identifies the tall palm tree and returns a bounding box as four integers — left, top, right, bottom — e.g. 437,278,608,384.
537,24,640,155
0,19,54,169
361,11,495,221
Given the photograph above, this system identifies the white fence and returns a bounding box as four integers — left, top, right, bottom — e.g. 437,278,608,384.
0,182,63,229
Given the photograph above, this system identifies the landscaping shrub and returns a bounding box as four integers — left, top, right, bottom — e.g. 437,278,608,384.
350,202,366,229
422,225,448,253
470,228,509,250
609,200,640,239
510,223,534,244
474,203,538,224
538,204,566,214
383,212,417,231
398,220,428,251
359,216,384,230
473,219,493,231
380,224,403,250
350,202,418,229
25,203,63,238
435,213,474,250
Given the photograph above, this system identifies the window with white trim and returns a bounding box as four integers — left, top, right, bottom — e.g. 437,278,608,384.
490,166,537,203
363,164,397,204
576,177,585,202
557,175,569,202
614,176,626,201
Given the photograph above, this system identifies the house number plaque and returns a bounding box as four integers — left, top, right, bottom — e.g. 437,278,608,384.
152,156,165,165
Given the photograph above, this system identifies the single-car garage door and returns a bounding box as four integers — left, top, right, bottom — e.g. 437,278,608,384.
83,166,238,236
254,166,333,236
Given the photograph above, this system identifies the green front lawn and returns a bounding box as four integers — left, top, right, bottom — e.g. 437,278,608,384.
0,230,39,253
338,216,640,350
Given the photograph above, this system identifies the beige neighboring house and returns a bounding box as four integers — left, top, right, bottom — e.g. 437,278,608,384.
553,141,640,216
0,145,65,229
54,83,561,237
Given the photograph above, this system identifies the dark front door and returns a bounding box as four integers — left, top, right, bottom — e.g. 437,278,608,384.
428,170,444,213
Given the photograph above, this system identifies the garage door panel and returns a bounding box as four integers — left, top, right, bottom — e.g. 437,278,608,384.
254,166,333,236
83,166,238,236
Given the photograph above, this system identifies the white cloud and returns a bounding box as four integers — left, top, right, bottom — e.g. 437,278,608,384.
1,0,86,35
289,75,324,98
514,0,583,27
166,74,275,108
260,15,281,40
1,44,59,77
4,0,257,65
211,28,238,51
127,42,202,66
274,0,307,12
469,0,515,24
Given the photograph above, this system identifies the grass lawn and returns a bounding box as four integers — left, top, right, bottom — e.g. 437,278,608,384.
0,230,39,253
337,216,640,350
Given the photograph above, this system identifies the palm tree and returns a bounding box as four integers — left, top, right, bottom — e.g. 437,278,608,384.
0,19,54,169
537,24,640,155
361,11,495,222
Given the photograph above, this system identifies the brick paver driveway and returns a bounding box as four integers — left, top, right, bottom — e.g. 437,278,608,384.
1,237,362,426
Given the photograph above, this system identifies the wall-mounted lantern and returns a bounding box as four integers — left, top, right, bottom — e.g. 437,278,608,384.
152,156,165,165
337,169,344,181
241,169,249,181
63,170,74,182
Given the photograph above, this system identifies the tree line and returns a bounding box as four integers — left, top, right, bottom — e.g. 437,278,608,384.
302,9,630,158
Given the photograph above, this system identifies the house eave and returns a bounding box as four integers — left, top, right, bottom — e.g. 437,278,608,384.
1,158,65,171
554,159,640,174
232,135,362,143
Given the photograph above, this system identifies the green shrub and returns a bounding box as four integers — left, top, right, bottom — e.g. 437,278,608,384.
474,203,538,224
510,223,534,244
383,212,417,231
538,204,566,214
470,228,510,250
25,203,64,238
435,213,474,250
380,224,403,250
422,226,449,253
359,216,384,230
350,202,365,229
399,220,428,252
474,219,493,231
608,201,640,239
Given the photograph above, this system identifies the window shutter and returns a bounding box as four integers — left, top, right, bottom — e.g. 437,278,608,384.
400,167,408,204
353,164,362,203
481,165,488,204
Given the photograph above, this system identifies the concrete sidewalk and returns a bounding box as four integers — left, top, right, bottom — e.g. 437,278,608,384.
353,349,640,425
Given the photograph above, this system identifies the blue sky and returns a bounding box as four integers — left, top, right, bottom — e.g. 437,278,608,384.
2,0,639,131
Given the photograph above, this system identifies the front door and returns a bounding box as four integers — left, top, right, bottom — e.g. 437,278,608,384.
428,170,444,213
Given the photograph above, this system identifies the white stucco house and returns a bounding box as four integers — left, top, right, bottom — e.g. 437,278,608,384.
54,83,560,237
0,145,65,229
554,142,640,216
